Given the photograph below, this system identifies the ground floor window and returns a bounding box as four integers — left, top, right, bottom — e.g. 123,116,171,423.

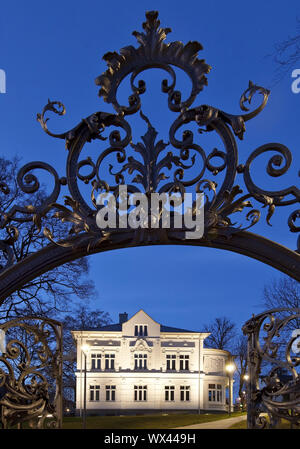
105,385,116,401
180,385,190,401
89,385,100,401
134,385,147,401
165,386,175,401
208,384,222,402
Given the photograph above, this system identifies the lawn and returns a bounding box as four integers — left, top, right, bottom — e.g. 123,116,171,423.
63,411,246,429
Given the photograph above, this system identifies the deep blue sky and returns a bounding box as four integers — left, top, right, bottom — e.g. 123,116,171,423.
0,1,299,334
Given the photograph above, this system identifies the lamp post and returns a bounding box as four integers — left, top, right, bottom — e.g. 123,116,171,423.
242,374,249,411
81,344,89,429
225,360,235,416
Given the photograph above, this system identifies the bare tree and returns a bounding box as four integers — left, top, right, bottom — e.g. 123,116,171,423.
263,276,300,332
61,305,112,410
257,276,300,390
262,276,300,354
203,316,236,351
0,156,97,321
233,334,248,410
270,17,300,83
263,276,300,310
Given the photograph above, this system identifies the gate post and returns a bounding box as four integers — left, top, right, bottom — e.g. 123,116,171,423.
246,321,261,429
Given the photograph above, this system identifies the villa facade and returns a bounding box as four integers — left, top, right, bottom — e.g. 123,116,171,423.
72,310,232,415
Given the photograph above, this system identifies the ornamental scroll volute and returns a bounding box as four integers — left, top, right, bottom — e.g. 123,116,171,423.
243,308,300,429
0,317,63,429
0,10,299,273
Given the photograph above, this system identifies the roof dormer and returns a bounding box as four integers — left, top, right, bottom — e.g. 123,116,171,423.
122,309,160,337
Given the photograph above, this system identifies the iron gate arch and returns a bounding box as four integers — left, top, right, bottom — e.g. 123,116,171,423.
0,11,299,428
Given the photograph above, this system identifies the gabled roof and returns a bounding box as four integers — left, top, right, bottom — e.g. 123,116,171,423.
72,309,205,334
160,325,196,333
76,321,199,334
125,309,160,326
81,323,122,332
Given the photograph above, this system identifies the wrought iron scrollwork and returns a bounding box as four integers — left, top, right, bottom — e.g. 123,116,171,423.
0,317,62,429
0,11,299,427
0,10,299,272
95,10,211,116
243,308,300,429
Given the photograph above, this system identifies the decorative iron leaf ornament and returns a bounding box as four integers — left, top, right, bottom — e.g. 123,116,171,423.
95,10,211,115
0,10,299,286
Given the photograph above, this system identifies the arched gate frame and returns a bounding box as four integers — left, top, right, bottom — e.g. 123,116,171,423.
0,11,299,428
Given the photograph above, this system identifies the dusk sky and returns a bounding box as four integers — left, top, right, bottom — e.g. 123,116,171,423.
0,0,299,335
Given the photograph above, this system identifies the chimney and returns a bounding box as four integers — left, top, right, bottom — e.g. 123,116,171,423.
119,312,128,324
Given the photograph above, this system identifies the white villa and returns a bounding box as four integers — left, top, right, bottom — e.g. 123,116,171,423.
72,310,233,415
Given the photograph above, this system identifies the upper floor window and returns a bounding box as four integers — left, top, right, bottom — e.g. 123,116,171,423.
166,354,176,371
89,385,100,401
134,353,147,370
91,353,101,370
165,386,175,401
208,384,222,402
105,385,116,401
179,355,189,371
180,386,190,401
134,325,148,337
134,385,147,401
105,354,115,370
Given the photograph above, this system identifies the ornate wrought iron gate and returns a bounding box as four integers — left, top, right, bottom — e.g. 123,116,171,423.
0,317,63,429
0,11,299,428
243,308,300,429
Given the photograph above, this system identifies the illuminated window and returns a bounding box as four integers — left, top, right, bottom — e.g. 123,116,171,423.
208,384,222,402
134,385,147,401
104,354,115,370
166,354,176,371
134,353,147,369
91,353,101,369
179,355,189,371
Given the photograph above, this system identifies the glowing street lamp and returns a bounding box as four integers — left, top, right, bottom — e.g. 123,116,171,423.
241,374,250,411
225,360,235,416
